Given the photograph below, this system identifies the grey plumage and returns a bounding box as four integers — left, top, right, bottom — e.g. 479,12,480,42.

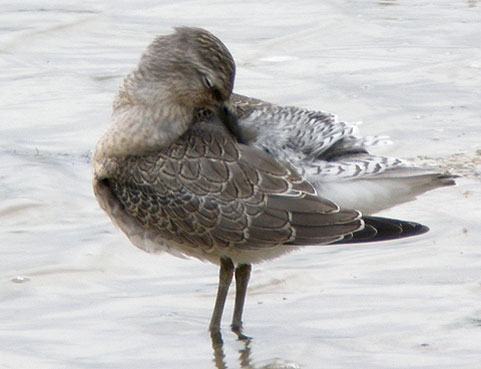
229,93,456,214
92,27,454,339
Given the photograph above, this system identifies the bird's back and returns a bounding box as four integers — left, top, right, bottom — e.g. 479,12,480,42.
231,93,456,214
94,120,377,265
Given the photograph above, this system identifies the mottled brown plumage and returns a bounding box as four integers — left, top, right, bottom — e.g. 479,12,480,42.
92,27,433,340
96,119,364,264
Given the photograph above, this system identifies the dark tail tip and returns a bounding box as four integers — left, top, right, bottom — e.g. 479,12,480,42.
334,216,429,245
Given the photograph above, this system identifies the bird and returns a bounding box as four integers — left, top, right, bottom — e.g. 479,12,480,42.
92,27,456,340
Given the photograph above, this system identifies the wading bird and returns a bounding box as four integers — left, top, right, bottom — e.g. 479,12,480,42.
92,27,455,340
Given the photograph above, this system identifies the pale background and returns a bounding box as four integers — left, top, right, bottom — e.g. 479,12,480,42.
1,1,480,368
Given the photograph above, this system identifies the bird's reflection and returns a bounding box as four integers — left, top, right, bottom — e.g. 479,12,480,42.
211,331,255,369
211,331,253,369
211,332,228,369
210,332,300,369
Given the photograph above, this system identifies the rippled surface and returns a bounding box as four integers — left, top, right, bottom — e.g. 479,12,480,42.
1,1,481,368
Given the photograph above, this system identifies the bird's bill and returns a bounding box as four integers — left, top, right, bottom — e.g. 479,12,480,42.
216,102,245,144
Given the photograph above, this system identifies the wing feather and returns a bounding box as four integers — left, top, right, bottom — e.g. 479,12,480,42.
107,122,363,254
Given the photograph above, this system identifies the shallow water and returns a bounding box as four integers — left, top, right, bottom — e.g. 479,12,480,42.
1,1,481,368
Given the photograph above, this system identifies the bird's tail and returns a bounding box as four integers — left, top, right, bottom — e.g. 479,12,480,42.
333,216,429,244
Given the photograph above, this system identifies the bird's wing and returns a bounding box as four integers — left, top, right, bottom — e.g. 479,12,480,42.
230,93,456,215
232,93,370,161
232,93,437,181
107,122,363,253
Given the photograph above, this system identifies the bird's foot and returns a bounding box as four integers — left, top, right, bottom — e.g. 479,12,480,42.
210,327,224,346
231,324,251,341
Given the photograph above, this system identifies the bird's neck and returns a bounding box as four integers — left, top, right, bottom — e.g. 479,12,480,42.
92,74,193,179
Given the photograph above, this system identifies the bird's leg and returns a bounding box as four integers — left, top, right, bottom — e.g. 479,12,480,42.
210,257,235,342
231,263,252,340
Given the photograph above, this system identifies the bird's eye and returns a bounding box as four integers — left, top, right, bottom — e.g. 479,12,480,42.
202,75,213,89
